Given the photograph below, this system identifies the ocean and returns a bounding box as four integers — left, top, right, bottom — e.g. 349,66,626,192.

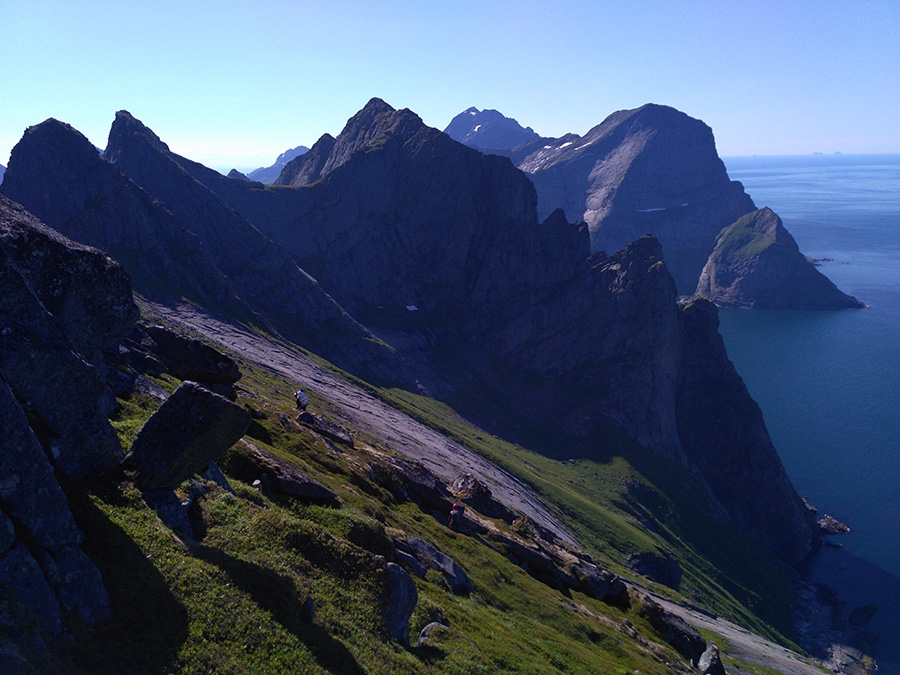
719,154,900,668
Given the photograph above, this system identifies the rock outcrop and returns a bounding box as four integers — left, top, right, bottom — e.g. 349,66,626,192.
0,195,132,478
696,207,865,309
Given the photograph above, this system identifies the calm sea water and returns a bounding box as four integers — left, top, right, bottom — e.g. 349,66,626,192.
720,154,900,666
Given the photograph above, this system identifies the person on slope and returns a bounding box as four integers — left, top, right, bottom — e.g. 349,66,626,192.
294,388,309,412
448,503,463,530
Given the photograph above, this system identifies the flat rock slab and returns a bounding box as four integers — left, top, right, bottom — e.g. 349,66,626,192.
124,381,250,491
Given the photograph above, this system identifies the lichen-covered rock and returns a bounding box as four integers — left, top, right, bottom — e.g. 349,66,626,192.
123,381,251,491
0,377,83,550
384,562,417,645
696,208,865,309
0,544,61,635
698,642,727,675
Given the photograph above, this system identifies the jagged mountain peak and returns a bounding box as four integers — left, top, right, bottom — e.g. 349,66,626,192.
444,106,539,151
276,98,436,186
106,110,173,164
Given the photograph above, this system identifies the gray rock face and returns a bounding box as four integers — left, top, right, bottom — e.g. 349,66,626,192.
444,107,540,152
384,562,417,645
696,207,865,309
513,104,757,294
123,381,251,491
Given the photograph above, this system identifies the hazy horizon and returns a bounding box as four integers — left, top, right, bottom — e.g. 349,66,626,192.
2,1,898,169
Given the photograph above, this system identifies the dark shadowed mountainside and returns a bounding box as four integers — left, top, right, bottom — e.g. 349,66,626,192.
0,115,399,380
50,98,819,566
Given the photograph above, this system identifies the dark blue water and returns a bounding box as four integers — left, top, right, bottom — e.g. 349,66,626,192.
720,154,900,667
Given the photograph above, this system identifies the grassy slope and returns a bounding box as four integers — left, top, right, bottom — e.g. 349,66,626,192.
51,328,811,674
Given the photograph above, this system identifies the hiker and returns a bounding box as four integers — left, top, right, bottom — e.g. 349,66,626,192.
448,503,462,530
294,388,309,412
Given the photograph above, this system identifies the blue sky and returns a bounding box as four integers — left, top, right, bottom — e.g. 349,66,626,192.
2,1,898,171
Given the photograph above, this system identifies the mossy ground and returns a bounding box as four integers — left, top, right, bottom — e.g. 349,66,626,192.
50,329,810,674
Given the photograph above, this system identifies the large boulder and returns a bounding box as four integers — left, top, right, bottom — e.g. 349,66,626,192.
142,325,241,385
123,381,251,491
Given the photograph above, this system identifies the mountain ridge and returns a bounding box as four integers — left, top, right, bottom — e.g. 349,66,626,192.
445,105,864,311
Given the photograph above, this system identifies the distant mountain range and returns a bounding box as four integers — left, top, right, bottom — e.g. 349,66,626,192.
244,145,309,183
0,163,5,183
444,107,863,309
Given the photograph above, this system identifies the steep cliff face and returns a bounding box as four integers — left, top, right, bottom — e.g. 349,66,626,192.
514,104,757,293
676,298,816,564
696,207,866,309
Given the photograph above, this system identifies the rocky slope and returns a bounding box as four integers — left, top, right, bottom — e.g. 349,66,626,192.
696,207,866,309
2,101,818,568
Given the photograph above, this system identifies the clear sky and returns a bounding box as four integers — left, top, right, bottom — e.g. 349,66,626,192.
2,0,898,172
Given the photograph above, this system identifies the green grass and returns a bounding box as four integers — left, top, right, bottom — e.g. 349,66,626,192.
46,319,812,674
713,211,778,259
